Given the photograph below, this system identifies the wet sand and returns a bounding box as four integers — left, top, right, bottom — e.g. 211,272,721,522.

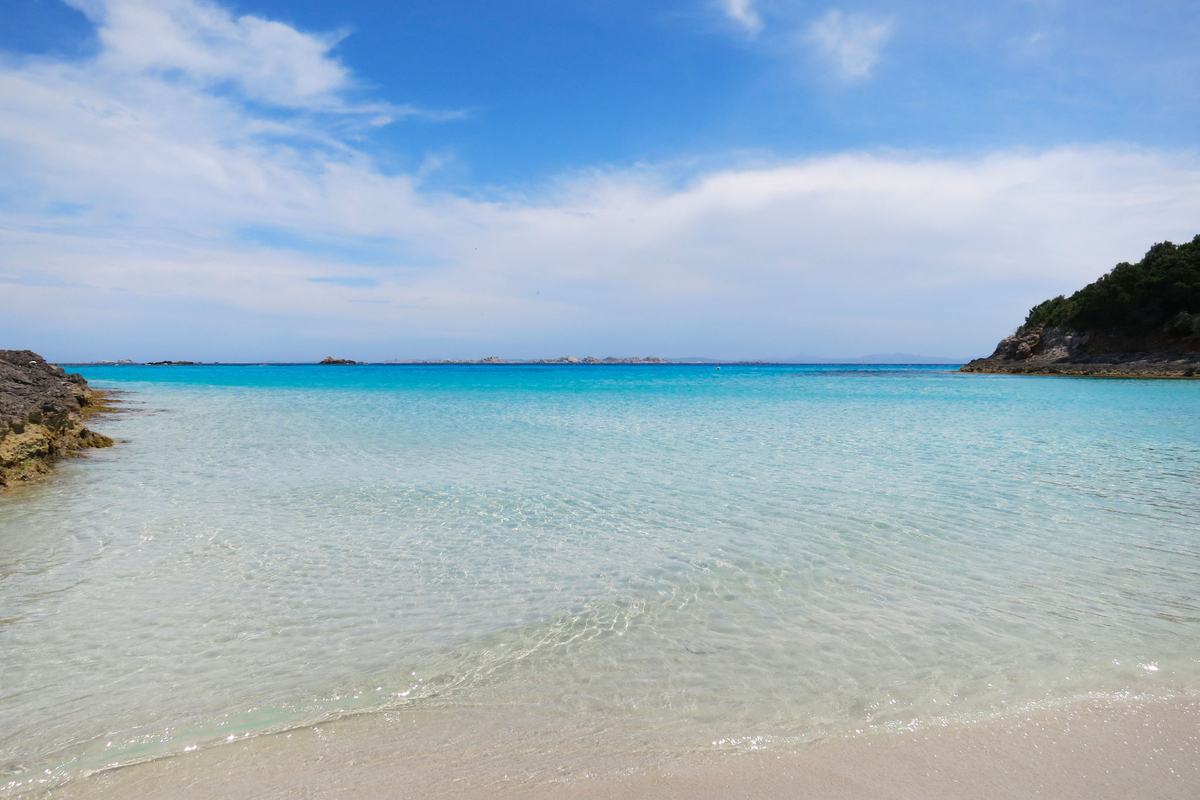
43,693,1200,799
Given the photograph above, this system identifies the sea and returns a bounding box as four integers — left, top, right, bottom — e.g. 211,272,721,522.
3,364,1199,795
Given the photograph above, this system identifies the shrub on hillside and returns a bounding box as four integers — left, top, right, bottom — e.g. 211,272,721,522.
1020,235,1200,335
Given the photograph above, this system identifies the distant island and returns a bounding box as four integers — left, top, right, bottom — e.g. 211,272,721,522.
414,356,674,365
328,356,719,365
962,235,1200,377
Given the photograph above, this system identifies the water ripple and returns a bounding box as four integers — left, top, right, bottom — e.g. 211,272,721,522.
2,365,1199,791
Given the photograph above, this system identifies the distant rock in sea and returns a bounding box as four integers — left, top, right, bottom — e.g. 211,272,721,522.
576,356,668,364
0,350,115,488
963,235,1200,377
388,356,673,365
319,356,359,365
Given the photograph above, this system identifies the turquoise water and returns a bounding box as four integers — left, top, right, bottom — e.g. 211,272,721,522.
3,365,1200,793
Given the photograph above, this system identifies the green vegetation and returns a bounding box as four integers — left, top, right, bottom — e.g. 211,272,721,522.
1021,235,1200,335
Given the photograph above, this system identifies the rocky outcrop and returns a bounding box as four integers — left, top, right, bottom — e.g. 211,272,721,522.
411,356,673,365
965,236,1200,377
319,356,358,365
0,350,115,488
545,356,668,364
961,326,1200,377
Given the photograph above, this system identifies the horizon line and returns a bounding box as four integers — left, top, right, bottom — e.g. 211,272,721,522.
56,359,970,367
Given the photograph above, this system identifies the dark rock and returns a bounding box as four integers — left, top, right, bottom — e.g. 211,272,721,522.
319,356,358,365
961,326,1200,377
1,350,115,489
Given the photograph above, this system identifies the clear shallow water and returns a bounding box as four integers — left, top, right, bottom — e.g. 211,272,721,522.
3,365,1199,793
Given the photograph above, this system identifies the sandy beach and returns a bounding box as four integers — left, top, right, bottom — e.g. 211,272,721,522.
44,692,1200,799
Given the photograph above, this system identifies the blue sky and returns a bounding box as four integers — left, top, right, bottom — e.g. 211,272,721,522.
1,0,1199,361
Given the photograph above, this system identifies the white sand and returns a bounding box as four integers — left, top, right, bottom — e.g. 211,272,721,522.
47,693,1200,799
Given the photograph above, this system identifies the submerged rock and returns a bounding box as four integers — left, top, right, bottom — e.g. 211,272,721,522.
0,350,115,489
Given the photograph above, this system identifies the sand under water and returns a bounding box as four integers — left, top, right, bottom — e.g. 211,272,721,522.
3,364,1199,797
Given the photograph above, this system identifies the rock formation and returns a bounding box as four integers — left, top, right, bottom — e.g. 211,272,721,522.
963,236,1200,377
0,350,114,488
561,356,668,364
417,356,671,365
319,356,358,365
961,327,1200,377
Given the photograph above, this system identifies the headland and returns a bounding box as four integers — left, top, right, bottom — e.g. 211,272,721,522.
0,350,115,489
963,235,1200,377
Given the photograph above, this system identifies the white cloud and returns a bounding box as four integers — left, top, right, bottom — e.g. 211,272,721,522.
3,0,1200,362
64,0,351,110
60,0,458,119
1011,29,1053,60
722,0,764,36
805,8,894,81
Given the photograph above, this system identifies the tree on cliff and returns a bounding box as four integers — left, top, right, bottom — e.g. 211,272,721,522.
1021,234,1200,336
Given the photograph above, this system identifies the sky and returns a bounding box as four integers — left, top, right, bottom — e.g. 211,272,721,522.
1,0,1199,362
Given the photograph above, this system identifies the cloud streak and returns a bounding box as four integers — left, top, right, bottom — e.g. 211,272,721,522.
804,8,894,81
62,0,458,119
721,0,763,36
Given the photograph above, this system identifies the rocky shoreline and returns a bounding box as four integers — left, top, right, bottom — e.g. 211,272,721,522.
0,350,115,489
960,326,1200,377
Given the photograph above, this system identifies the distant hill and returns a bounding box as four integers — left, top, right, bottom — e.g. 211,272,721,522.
962,235,1200,377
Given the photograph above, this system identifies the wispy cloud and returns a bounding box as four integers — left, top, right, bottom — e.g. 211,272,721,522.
309,276,381,288
1011,29,1053,60
804,8,894,81
61,0,458,119
721,0,763,36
